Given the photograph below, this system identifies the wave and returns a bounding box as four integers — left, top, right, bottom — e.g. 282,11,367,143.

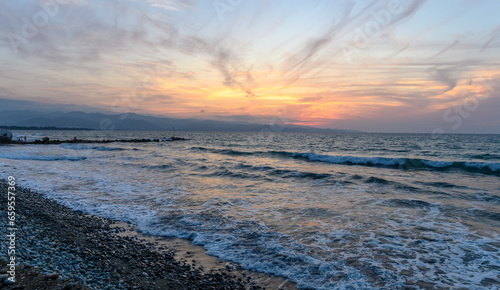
265,150,500,175
386,198,433,208
203,168,263,180
466,153,500,160
0,153,87,161
60,143,125,151
196,166,331,181
97,147,125,151
365,177,390,184
191,146,500,175
190,146,253,156
141,164,176,170
291,152,500,175
417,181,468,189
236,163,331,180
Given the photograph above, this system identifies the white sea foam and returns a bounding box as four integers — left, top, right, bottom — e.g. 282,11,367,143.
465,161,500,171
293,152,405,166
0,151,87,161
421,159,454,168
291,152,500,173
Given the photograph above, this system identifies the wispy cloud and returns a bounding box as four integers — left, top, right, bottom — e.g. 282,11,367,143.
0,0,499,132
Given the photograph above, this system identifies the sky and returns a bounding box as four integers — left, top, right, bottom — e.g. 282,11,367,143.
0,0,499,133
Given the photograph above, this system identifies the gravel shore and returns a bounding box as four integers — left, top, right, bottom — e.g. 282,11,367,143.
0,179,269,289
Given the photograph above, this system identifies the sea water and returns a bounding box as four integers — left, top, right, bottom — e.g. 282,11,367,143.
1,131,499,289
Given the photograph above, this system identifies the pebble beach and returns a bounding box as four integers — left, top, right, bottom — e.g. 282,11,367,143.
0,179,275,289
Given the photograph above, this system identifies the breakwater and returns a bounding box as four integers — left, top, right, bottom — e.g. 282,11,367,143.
5,137,186,145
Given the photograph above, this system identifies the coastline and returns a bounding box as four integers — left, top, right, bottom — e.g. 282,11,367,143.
0,180,296,289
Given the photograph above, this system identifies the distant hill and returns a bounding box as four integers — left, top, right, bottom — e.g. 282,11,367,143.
0,126,93,130
15,116,99,129
0,110,359,133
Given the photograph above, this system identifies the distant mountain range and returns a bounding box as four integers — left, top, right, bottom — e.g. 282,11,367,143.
0,110,358,133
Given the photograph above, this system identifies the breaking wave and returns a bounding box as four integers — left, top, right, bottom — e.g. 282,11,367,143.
191,147,500,175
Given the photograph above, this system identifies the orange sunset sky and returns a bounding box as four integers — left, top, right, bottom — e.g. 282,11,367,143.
0,0,499,133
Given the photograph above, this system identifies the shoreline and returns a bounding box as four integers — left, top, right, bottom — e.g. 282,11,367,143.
0,180,296,289
111,221,296,290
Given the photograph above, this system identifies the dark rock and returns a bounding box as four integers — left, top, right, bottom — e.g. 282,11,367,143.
45,272,60,280
3,278,16,285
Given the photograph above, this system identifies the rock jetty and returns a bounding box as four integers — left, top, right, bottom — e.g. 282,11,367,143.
6,137,186,145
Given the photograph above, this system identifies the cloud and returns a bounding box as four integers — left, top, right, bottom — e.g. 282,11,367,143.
428,66,457,93
298,96,323,103
481,25,500,52
431,39,459,58
212,48,256,98
280,0,426,86
0,1,499,133
0,1,184,63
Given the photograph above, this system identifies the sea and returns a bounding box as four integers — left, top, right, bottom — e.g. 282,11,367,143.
1,130,499,289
